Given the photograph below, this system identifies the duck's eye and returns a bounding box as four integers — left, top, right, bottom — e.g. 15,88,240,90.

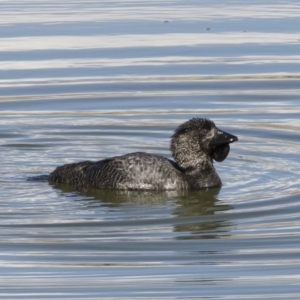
202,129,208,134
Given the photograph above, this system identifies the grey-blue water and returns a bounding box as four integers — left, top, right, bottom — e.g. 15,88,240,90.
1,1,300,299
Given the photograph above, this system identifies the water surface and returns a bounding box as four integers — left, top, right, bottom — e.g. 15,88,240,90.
1,1,300,299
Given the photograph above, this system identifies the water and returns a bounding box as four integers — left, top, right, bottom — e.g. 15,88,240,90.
1,0,300,299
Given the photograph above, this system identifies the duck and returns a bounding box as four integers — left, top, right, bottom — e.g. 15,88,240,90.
48,118,238,190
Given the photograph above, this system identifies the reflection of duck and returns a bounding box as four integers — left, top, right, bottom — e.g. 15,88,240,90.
52,183,232,239
52,182,222,210
172,189,232,238
49,118,238,190
52,182,188,205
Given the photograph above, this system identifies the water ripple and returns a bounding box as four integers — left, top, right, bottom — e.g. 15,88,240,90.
1,0,300,299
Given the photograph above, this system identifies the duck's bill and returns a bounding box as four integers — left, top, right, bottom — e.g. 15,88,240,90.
210,129,238,162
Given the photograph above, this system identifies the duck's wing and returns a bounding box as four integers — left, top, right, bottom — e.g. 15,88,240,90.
49,157,129,189
84,153,185,190
84,157,128,189
49,152,186,190
49,160,94,186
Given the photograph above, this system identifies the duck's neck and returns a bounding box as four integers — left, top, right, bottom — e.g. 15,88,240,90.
182,162,221,189
170,136,221,188
170,135,214,171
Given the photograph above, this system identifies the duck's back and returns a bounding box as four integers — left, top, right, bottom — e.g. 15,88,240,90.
49,152,187,190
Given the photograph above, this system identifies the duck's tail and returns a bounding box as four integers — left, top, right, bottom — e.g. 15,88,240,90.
27,174,49,182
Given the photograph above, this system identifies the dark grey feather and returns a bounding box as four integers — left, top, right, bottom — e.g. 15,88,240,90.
48,118,238,190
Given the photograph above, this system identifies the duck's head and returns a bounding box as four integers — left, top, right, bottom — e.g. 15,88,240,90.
170,118,238,169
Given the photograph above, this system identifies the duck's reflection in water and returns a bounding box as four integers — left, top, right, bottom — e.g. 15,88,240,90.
172,189,232,239
52,183,233,239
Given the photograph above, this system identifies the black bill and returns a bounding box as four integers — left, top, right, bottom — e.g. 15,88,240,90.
210,129,238,162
